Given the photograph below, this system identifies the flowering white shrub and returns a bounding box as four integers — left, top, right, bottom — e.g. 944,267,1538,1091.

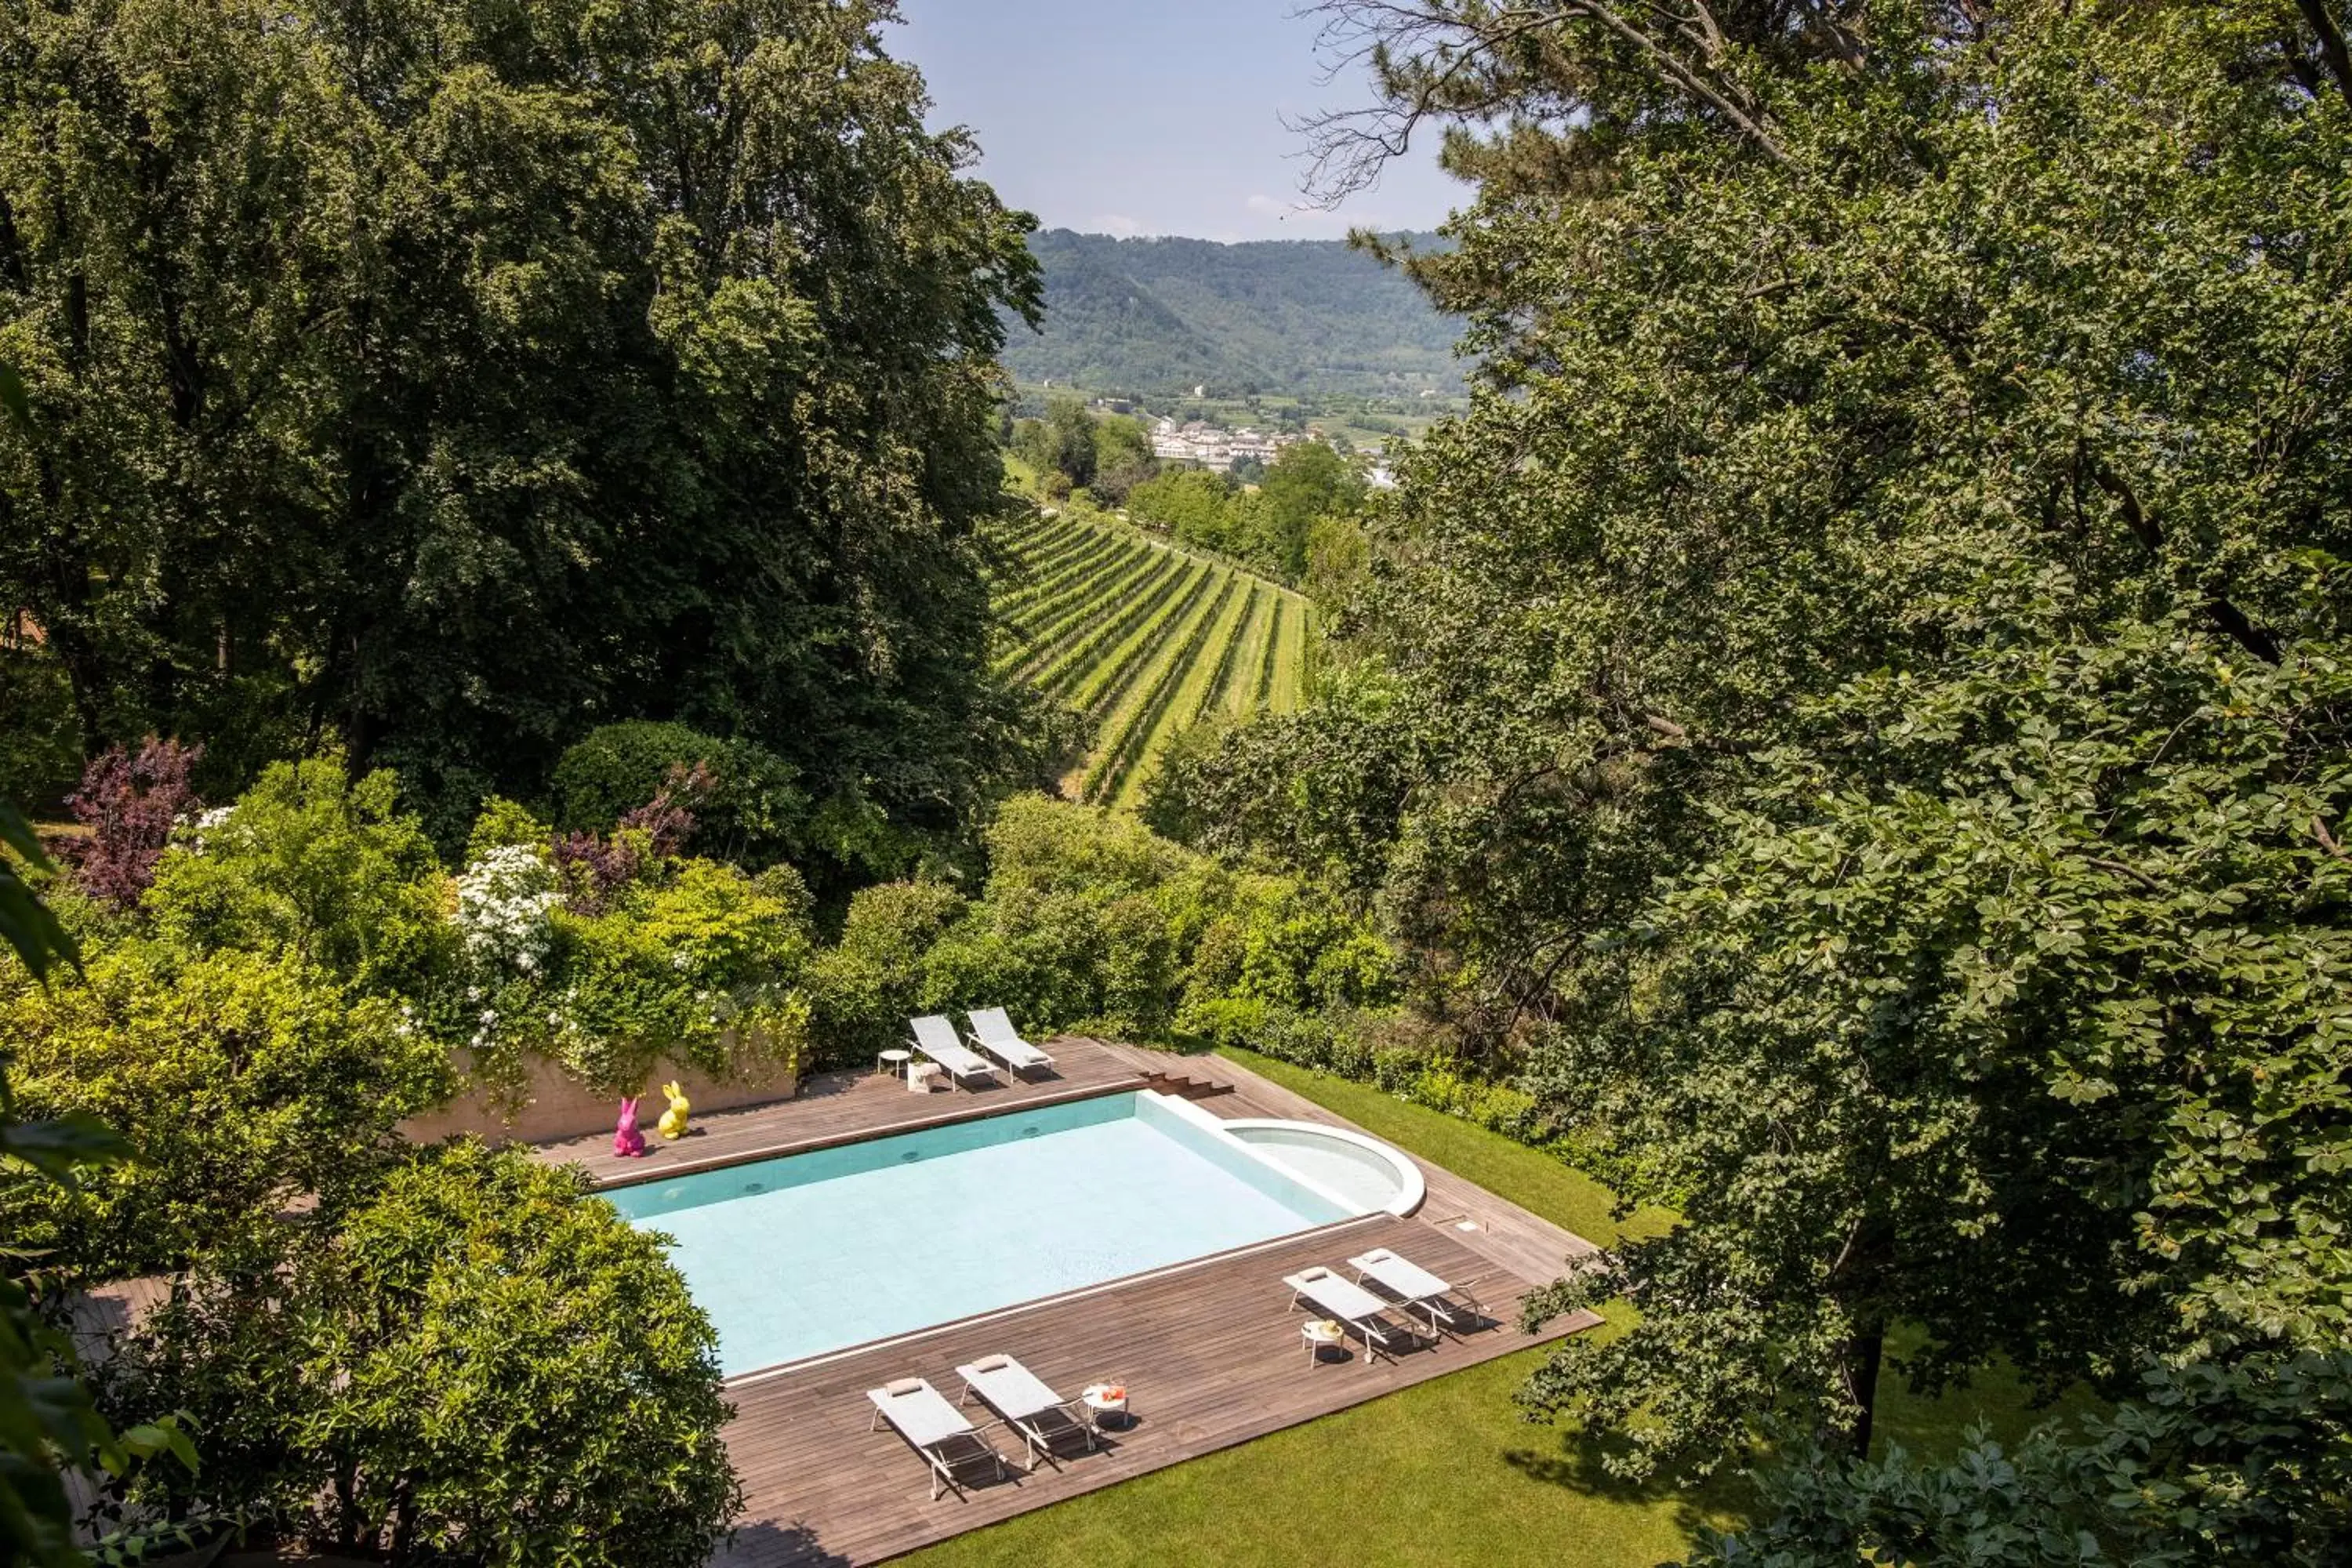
180,804,241,855
454,845,561,975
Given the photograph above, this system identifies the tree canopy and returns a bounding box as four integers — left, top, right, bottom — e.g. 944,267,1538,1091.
0,0,1041,837
1174,2,2352,1556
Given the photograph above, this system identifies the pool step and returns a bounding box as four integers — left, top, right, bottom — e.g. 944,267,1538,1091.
1140,1072,1234,1102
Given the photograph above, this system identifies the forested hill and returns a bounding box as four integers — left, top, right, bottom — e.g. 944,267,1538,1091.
1004,229,1462,398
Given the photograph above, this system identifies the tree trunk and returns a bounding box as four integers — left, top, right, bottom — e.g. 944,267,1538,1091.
2298,0,2352,112
1842,1323,1886,1459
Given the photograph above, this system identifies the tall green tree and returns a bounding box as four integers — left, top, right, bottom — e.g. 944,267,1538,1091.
1044,394,1100,488
1251,439,1357,581
1127,467,1237,553
0,0,1040,833
1196,1,2352,1551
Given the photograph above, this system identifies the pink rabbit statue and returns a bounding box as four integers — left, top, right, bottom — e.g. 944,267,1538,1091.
613,1096,647,1158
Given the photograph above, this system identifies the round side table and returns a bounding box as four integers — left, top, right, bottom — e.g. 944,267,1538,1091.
1080,1383,1130,1435
1301,1319,1347,1368
876,1047,912,1080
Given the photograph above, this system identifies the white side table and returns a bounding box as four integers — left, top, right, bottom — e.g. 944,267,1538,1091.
877,1047,912,1080
906,1061,942,1093
1301,1319,1346,1368
1080,1383,1130,1435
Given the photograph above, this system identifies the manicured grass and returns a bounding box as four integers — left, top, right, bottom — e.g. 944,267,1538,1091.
895,1342,1740,1568
897,1047,2095,1568
1001,452,1044,495
1872,1331,2106,1459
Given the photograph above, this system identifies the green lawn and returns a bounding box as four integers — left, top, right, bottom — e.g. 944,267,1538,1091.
894,1340,1738,1568
896,1049,2084,1567
1001,451,1044,498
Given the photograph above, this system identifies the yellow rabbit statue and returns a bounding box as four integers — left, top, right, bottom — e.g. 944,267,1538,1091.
657,1080,691,1141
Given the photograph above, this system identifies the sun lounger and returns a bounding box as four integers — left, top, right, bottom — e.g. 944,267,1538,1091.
1349,1246,1483,1338
868,1377,1007,1500
966,1007,1055,1076
909,1014,1002,1091
1283,1266,1428,1367
956,1354,1094,1469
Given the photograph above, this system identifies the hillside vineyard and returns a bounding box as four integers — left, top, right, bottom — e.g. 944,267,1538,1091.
985,510,1308,807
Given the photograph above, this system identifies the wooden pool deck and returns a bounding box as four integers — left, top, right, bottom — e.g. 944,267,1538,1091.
535,1040,1603,1566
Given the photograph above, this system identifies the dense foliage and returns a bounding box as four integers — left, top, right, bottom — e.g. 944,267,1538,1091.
0,0,1040,840
0,648,78,818
147,757,453,1000
0,798,182,1568
548,722,808,869
1168,0,2352,1557
1011,395,1134,499
98,1142,740,1566
1007,229,1461,397
804,793,1396,1064
5,753,785,1561
2,943,450,1279
61,739,201,912
1126,441,1363,583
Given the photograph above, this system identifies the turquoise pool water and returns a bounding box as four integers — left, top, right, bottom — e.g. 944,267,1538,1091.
604,1091,1354,1375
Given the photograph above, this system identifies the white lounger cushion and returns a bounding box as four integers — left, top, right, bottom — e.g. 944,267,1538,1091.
869,1379,972,1450
909,1015,997,1080
967,1007,1053,1069
956,1354,1065,1421
1283,1267,1396,1325
1349,1247,1451,1303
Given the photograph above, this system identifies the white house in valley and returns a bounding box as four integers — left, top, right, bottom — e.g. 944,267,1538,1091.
1149,416,1309,470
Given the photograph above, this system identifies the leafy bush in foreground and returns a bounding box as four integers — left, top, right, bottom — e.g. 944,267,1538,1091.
100,1142,740,1566
146,756,454,1001
0,945,450,1277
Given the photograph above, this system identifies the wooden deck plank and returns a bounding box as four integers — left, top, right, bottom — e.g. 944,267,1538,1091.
713,1219,1591,1568
524,1038,1602,1566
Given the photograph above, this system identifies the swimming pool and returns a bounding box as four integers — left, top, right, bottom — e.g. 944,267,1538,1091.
604,1091,1365,1376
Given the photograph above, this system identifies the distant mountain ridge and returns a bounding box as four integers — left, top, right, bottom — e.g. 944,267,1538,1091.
1003,229,1463,400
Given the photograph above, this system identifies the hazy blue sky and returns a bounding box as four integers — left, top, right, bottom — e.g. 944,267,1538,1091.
890,0,1464,242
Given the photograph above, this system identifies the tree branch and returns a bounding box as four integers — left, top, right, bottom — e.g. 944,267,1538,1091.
1292,0,1791,205
2296,0,2352,114
2092,467,2281,665
1559,0,1792,165
2088,856,2167,895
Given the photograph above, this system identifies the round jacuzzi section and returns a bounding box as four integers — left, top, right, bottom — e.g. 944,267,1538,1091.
1218,1120,1426,1217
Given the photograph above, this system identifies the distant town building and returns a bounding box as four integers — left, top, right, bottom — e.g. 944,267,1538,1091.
1147,416,1313,470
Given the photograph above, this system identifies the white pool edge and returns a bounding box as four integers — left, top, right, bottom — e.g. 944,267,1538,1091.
1152,1096,1426,1218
